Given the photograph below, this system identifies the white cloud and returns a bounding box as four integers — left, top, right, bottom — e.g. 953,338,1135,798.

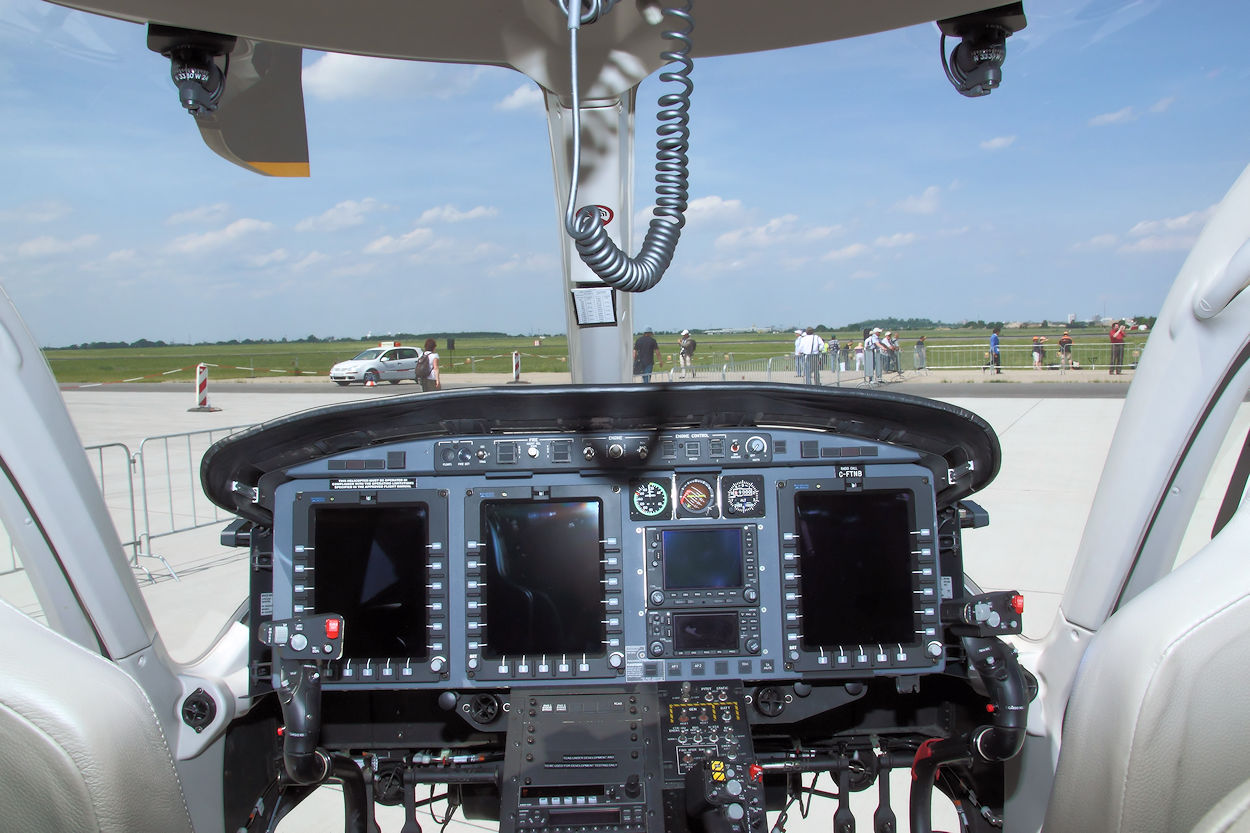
487,253,559,276
1072,233,1119,251
1127,205,1215,237
894,185,940,214
1118,235,1196,254
716,215,840,248
496,83,544,112
16,233,99,257
296,198,385,232
417,204,498,224
0,200,71,223
849,269,877,281
1089,106,1136,126
303,52,483,100
1150,96,1176,113
292,252,329,271
822,243,868,261
166,218,273,254
105,248,138,263
166,202,230,226
874,232,916,248
247,249,290,268
980,135,1016,151
364,226,435,255
687,196,745,222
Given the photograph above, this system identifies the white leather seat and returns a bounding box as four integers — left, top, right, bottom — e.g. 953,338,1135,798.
1191,778,1250,833
1044,507,1250,833
0,599,195,833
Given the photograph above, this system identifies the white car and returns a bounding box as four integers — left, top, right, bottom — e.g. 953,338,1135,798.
328,346,421,385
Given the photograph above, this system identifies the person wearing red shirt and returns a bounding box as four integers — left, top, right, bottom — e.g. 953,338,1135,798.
1109,321,1127,375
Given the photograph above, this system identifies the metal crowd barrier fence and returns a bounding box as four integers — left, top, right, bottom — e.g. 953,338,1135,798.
84,442,140,563
133,424,254,581
924,343,1142,372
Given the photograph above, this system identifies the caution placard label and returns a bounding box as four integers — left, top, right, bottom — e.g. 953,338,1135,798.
330,478,417,490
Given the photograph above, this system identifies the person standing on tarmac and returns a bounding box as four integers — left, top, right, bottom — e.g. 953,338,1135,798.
678,330,697,379
1109,320,1127,374
633,327,661,383
798,327,824,385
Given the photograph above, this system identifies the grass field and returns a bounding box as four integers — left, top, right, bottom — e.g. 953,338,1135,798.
43,328,1148,383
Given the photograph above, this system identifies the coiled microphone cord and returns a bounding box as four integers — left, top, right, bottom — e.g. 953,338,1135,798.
561,0,693,292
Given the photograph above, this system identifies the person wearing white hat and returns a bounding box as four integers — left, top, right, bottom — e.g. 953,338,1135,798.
794,329,806,377
864,327,885,384
678,329,697,379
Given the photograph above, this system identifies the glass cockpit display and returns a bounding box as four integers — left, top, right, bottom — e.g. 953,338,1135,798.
480,499,605,658
312,504,430,660
661,527,744,590
794,490,917,647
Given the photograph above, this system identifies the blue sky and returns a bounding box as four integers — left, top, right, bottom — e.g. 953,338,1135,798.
1,0,1248,345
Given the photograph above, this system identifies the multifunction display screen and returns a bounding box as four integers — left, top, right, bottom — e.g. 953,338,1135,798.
313,504,430,660
481,499,606,658
661,528,744,589
794,491,916,647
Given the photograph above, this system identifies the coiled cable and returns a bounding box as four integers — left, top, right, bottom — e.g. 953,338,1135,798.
561,0,693,292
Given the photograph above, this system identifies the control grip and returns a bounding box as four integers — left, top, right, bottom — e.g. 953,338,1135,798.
277,661,330,785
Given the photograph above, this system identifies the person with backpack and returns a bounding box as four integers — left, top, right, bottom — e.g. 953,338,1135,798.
415,338,440,391
678,330,697,378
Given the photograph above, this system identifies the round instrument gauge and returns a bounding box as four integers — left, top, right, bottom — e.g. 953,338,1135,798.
631,480,670,518
677,478,716,514
725,479,762,515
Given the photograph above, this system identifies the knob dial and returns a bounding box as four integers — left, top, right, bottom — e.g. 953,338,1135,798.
745,436,767,454
608,652,625,670
289,633,308,652
649,641,665,657
650,590,665,605
429,656,447,674
608,443,624,459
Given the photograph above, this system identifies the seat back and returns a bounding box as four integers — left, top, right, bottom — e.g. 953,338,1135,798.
1044,507,1250,833
0,599,195,833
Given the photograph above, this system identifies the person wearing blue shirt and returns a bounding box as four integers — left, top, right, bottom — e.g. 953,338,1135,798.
989,327,1002,374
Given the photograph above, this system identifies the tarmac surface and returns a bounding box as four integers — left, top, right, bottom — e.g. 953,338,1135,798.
7,369,1155,832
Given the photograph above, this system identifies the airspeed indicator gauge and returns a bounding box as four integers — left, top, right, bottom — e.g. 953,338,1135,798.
630,479,671,520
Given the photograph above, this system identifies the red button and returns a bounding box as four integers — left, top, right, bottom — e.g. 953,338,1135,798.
1011,594,1025,615
325,618,341,639
749,764,764,783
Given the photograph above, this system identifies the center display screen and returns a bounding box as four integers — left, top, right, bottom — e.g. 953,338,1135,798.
312,504,430,660
794,491,916,647
481,499,605,658
661,528,743,589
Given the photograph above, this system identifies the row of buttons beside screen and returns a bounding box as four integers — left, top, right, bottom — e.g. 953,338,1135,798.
776,548,944,672
461,538,627,680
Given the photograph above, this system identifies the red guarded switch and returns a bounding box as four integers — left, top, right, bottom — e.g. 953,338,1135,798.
1010,594,1025,615
325,618,342,639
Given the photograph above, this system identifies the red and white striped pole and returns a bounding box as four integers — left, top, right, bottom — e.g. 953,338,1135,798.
512,351,521,382
188,362,221,412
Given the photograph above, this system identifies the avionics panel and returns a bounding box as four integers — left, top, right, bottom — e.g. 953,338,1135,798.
776,472,944,676
463,485,624,682
263,423,949,690
289,489,450,685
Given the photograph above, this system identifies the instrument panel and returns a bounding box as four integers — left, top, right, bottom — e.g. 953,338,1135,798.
266,426,945,692
211,384,1017,833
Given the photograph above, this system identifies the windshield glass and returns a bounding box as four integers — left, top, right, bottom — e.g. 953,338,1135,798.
351,349,386,361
